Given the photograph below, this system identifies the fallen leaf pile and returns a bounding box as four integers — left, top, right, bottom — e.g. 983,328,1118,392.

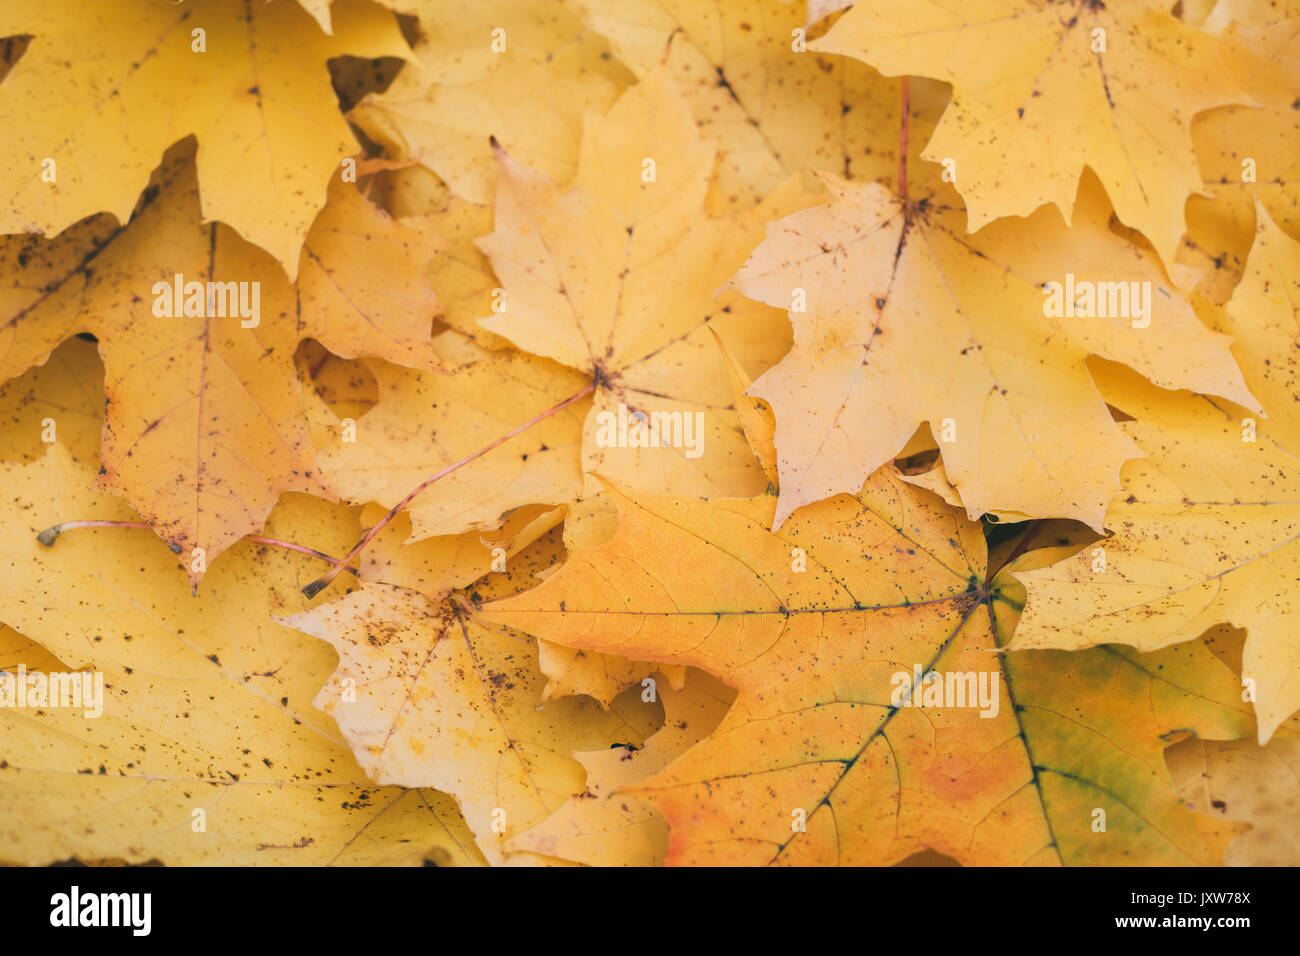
0,0,1294,867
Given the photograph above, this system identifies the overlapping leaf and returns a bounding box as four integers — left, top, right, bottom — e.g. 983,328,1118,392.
0,146,443,582
351,0,630,205
1169,719,1300,866
280,522,663,865
477,68,812,500
507,669,734,866
811,0,1247,262
312,330,588,541
569,0,909,212
0,0,409,276
1011,207,1300,742
730,173,1257,530
0,0,1292,870
482,467,1252,864
0,446,483,866
1178,1,1300,299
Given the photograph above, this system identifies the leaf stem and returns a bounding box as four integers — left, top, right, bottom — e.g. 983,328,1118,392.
37,519,360,576
301,380,597,599
899,76,911,204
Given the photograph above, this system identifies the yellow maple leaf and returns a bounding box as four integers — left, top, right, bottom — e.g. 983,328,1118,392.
351,0,630,205
0,146,444,582
1012,206,1300,742
813,0,1247,262
569,0,913,212
312,330,587,541
0,0,408,276
1181,2,1300,293
279,526,664,865
477,68,812,499
730,172,1258,529
0,446,483,866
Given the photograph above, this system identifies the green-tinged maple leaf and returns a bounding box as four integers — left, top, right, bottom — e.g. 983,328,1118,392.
481,471,1252,864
